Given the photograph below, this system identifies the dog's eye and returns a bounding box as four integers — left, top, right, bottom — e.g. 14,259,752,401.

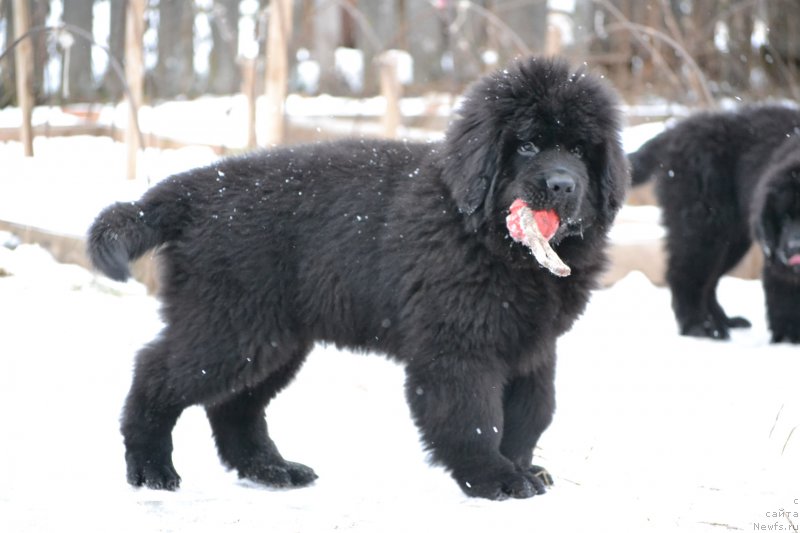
570,146,584,158
517,142,539,156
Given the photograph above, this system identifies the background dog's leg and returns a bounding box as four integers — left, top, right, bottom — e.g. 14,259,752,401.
499,359,555,489
404,358,542,500
763,273,800,343
205,347,318,488
666,226,751,339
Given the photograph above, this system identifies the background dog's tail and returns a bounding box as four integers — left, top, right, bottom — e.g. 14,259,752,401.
628,135,665,187
87,180,190,282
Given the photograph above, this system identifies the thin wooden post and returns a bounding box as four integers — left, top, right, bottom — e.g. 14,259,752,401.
263,0,292,146
546,23,563,56
242,58,258,149
379,51,402,139
125,0,146,180
12,0,34,156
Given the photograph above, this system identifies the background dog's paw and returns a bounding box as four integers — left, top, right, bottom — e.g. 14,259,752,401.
126,459,181,490
459,469,544,500
682,318,730,340
771,327,800,344
681,310,751,340
726,315,751,329
239,459,318,488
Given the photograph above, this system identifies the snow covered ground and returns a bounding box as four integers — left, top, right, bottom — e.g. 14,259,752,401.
1,242,797,533
0,116,798,532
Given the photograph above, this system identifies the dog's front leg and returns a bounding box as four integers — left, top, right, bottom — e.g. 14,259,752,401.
498,358,556,489
404,357,544,500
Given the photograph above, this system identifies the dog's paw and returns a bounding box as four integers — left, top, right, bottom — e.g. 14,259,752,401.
726,315,751,329
458,468,545,500
126,456,181,490
239,459,318,488
681,310,751,340
682,318,730,340
524,464,554,488
771,327,800,344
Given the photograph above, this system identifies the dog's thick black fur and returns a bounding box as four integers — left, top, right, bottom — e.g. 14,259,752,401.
89,57,627,500
630,105,800,342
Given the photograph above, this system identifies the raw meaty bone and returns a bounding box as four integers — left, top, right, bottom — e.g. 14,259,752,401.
505,199,571,277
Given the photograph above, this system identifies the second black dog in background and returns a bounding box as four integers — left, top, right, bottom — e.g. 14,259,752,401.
630,106,800,343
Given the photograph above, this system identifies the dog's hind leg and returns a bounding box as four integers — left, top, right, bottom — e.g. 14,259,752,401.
205,345,318,488
121,339,188,490
665,218,752,339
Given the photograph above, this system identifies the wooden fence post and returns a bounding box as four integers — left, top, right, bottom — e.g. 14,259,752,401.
242,58,258,149
263,0,293,146
379,51,402,139
546,23,563,56
12,0,34,157
125,0,145,180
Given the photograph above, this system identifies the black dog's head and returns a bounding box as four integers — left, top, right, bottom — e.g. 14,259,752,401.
754,136,800,274
440,57,628,255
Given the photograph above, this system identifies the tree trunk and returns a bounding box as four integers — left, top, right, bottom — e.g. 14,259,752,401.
263,0,292,145
569,0,594,63
102,0,126,100
13,0,34,155
62,0,95,102
450,0,487,85
313,0,342,94
490,0,548,62
28,0,50,101
1,0,16,107
404,0,445,91
126,0,146,180
208,0,241,94
356,0,396,95
764,0,800,93
154,0,196,99
723,1,754,95
605,0,633,94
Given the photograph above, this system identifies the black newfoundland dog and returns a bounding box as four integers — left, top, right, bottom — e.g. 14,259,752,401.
89,57,627,500
630,105,800,343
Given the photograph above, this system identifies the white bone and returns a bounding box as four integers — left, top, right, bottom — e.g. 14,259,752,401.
507,206,571,277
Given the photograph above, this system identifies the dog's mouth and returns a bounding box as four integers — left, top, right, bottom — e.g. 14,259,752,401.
775,221,800,271
776,242,800,270
783,252,800,271
507,199,560,242
506,199,570,277
532,209,561,241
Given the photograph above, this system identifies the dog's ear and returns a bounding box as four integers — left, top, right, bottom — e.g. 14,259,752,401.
440,112,504,218
754,199,779,259
755,219,775,258
598,137,631,228
752,175,782,258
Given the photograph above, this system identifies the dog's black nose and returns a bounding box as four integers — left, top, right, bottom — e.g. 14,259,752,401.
546,173,576,194
787,236,800,250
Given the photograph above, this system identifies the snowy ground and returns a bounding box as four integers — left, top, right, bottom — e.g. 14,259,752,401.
0,115,798,532
1,242,797,533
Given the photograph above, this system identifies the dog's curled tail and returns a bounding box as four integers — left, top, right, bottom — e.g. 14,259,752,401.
88,181,190,281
